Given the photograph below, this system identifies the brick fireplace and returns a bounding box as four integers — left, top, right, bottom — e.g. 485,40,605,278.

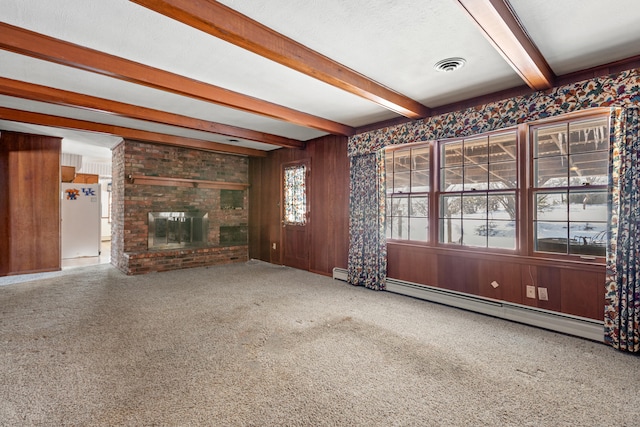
111,140,249,275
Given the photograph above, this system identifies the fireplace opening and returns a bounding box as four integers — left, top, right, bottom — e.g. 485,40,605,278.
148,212,208,249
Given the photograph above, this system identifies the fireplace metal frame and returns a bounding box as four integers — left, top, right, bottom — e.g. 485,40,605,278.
148,211,208,249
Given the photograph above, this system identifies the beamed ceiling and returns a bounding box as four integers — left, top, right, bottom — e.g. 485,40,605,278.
1,0,640,160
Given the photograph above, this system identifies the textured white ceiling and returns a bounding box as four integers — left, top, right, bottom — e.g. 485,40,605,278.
1,0,640,159
509,0,640,75
218,0,525,107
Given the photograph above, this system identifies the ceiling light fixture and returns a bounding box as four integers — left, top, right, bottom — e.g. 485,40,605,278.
434,57,466,73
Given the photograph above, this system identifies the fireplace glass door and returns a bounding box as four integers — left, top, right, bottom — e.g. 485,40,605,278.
148,212,208,249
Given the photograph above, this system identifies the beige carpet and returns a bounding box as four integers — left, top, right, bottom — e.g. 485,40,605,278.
1,261,638,426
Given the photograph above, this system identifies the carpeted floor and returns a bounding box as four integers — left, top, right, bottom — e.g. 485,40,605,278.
1,261,638,426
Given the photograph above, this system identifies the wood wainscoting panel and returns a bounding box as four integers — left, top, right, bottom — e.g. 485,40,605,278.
387,243,438,286
521,265,604,320
437,254,480,295
527,266,562,313
477,260,523,304
560,269,606,320
387,243,605,321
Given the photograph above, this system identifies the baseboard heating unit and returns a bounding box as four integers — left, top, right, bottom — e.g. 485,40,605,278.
332,267,603,342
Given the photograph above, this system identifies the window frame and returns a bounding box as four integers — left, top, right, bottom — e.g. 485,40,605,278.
383,109,610,265
283,162,308,226
527,113,610,263
385,142,434,244
435,128,520,252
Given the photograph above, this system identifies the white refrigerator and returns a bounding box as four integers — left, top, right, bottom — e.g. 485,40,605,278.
61,183,101,259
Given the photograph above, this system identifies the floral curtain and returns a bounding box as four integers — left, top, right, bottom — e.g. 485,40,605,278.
348,151,386,290
605,108,640,353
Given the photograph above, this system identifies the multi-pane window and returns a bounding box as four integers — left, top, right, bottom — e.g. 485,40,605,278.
439,131,518,249
384,111,609,260
386,146,430,241
532,117,609,257
283,164,307,225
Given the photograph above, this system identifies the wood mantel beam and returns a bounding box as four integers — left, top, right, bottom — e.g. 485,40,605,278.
130,0,431,119
0,107,268,157
0,22,353,136
456,0,555,90
0,77,304,149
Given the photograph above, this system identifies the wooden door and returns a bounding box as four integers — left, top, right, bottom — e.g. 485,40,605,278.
281,160,309,270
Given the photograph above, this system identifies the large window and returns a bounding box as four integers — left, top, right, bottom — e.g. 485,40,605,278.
531,117,609,257
439,131,518,249
384,111,609,261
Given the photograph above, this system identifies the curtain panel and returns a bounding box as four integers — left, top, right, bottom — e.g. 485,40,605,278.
347,151,386,290
605,108,640,353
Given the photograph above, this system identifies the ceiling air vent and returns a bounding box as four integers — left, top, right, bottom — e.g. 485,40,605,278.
434,57,466,73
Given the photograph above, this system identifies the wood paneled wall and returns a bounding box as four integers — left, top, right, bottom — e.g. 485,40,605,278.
0,131,61,275
387,243,605,320
249,134,349,276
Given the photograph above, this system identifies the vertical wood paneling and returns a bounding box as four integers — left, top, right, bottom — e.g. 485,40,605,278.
0,133,8,275
308,135,349,273
248,158,262,261
309,141,328,273
333,140,350,270
477,260,522,303
437,254,480,294
388,243,604,320
560,269,605,320
533,266,562,313
387,244,438,286
521,264,538,307
0,131,61,275
248,135,349,276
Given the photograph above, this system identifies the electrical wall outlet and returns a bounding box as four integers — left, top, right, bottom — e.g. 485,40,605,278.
526,285,536,299
538,287,549,301
272,243,277,250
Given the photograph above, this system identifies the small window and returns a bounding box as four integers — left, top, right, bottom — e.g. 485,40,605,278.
283,164,307,225
532,116,609,257
386,145,430,241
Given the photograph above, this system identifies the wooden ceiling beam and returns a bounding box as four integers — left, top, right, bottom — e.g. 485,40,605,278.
0,22,353,136
0,107,267,157
130,0,430,119
456,0,555,90
0,77,304,149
